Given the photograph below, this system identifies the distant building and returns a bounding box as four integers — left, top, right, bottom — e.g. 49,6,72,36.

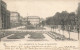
10,12,20,23
0,0,10,29
27,16,40,26
10,12,21,27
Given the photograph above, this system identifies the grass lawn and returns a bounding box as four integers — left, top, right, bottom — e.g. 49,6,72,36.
7,32,29,39
29,32,45,39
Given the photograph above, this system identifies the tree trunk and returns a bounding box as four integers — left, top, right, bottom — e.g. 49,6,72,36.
78,30,79,40
68,31,70,39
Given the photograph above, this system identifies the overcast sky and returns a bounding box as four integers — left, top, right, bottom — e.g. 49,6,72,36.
3,0,80,18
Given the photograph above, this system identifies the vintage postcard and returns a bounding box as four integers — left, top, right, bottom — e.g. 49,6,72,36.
0,0,80,50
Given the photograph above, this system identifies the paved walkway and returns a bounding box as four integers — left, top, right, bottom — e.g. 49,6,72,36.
1,34,14,41
8,26,26,30
0,26,49,32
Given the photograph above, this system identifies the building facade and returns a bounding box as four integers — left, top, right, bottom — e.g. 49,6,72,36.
0,0,10,29
27,16,40,26
6,10,10,29
10,12,20,27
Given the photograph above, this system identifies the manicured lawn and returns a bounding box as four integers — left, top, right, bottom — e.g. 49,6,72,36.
29,32,45,39
7,32,29,39
0,31,12,39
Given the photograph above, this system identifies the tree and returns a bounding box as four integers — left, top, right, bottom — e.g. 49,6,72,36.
41,21,45,27
27,21,31,25
76,3,80,40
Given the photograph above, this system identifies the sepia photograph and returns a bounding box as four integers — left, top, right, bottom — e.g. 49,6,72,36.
0,0,80,50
